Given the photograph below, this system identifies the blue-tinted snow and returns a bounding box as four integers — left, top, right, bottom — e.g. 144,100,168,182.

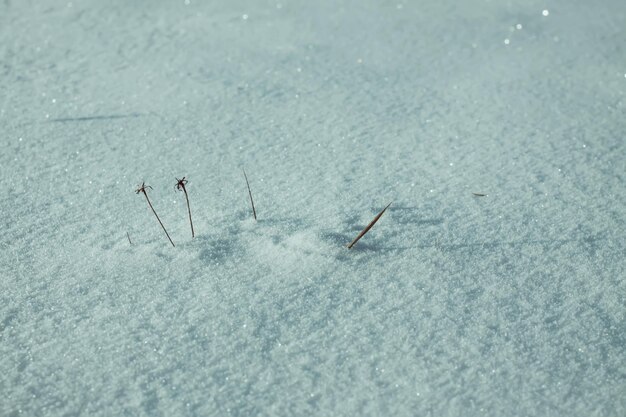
1,0,625,416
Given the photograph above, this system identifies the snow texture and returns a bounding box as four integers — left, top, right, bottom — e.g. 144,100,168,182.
1,0,625,416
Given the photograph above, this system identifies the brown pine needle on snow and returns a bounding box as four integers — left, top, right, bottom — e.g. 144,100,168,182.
175,176,195,238
135,182,175,247
243,169,257,220
347,202,392,249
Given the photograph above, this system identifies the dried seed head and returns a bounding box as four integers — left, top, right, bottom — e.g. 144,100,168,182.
175,177,188,191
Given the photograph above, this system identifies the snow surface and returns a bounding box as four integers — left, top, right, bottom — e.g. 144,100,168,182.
1,0,625,416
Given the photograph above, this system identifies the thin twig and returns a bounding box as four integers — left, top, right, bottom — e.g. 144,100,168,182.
472,193,487,197
126,231,132,245
176,177,195,238
136,182,175,247
347,202,392,249
243,169,257,220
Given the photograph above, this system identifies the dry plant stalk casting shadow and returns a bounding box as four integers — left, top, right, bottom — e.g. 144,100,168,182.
347,202,392,249
136,182,175,247
176,176,195,238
